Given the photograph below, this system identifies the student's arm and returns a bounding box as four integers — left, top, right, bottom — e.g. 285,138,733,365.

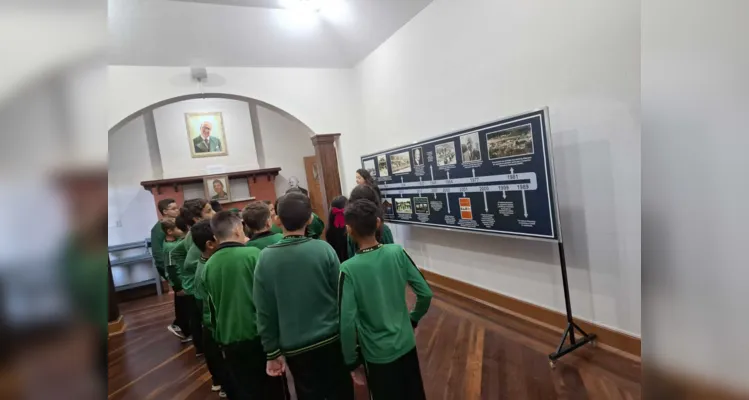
253,253,281,360
164,246,182,290
338,268,360,369
403,250,433,326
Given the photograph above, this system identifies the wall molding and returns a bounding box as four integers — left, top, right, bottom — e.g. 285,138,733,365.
108,315,126,337
420,269,641,359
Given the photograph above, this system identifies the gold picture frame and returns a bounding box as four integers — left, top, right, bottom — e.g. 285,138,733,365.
185,112,229,158
204,175,231,204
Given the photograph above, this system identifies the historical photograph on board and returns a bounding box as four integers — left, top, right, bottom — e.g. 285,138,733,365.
395,198,413,214
413,197,430,215
382,198,394,216
363,159,377,177
412,147,424,166
435,141,457,166
486,123,534,159
390,151,412,174
377,155,389,177
460,132,482,162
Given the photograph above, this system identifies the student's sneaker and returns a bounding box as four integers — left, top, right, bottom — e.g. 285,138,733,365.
210,385,221,392
180,335,193,343
167,325,186,340
218,391,227,398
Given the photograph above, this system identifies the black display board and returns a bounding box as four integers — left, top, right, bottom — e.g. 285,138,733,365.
360,108,561,241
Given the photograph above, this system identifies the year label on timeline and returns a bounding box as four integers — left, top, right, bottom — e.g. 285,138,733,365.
446,179,454,184
499,185,510,191
469,177,480,183
518,184,530,190
479,186,490,191
508,174,519,180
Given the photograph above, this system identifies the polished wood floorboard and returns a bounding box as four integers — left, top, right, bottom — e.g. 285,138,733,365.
108,287,641,399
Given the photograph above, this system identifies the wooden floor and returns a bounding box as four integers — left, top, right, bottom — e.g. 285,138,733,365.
108,287,641,399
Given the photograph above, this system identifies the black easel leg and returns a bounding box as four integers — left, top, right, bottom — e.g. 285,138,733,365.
548,242,597,365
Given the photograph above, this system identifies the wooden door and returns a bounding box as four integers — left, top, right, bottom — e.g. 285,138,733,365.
304,156,326,233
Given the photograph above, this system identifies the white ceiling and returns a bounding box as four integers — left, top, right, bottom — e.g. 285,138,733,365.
109,0,432,67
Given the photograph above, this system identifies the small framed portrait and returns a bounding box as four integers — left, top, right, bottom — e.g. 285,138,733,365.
204,175,231,204
185,112,229,158
412,147,424,166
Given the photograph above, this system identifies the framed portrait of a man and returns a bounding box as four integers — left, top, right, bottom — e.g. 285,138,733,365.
204,175,231,204
185,112,228,158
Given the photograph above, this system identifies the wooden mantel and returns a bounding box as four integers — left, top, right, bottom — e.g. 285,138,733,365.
140,167,281,194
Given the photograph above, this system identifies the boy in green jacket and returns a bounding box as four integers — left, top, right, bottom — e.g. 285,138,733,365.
346,184,394,257
175,198,215,354
191,220,229,397
254,192,354,399
151,198,180,281
264,200,284,234
243,201,283,250
285,187,325,239
204,211,289,400
162,218,189,341
340,199,433,399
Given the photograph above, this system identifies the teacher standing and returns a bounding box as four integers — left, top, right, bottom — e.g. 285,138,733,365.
355,168,382,205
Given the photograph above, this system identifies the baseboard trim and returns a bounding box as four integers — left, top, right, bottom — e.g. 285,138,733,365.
108,315,126,336
420,269,641,359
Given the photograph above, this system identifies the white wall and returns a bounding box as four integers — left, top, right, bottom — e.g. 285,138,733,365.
255,104,316,195
352,0,641,335
642,0,749,390
108,115,158,245
152,98,259,178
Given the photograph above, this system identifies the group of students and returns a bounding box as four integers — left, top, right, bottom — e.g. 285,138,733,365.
149,173,432,400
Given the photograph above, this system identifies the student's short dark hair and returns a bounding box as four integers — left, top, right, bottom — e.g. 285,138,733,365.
344,199,379,237
160,218,177,234
277,192,311,231
210,210,242,241
175,215,189,232
262,200,272,206
157,198,176,215
210,200,222,212
349,184,379,204
181,198,208,226
242,202,271,232
191,220,215,252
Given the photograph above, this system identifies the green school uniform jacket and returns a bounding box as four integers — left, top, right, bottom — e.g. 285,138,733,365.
163,239,184,290
169,232,191,288
254,236,340,360
246,231,283,250
339,244,433,367
150,221,166,275
182,240,202,296
305,212,325,239
270,224,283,235
204,242,261,345
194,256,213,330
346,223,394,258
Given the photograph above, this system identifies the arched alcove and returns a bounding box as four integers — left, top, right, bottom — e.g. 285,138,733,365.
108,94,317,248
